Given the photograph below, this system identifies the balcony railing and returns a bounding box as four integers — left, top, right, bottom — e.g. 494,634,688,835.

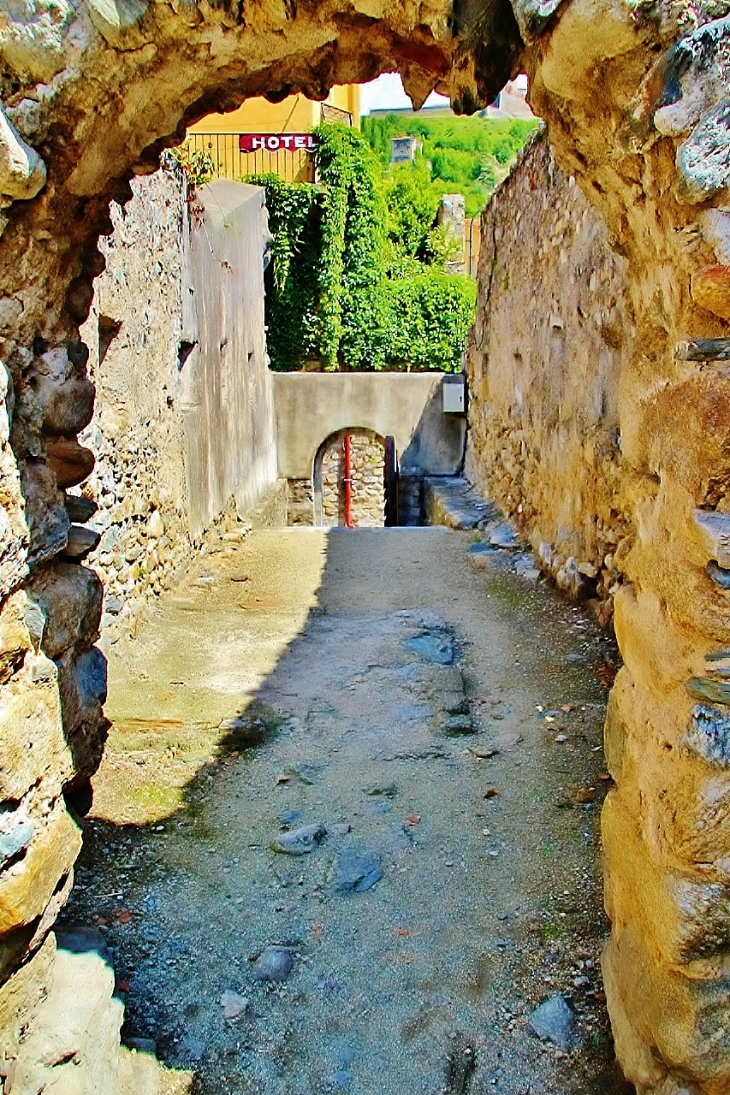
187,132,316,184
189,103,353,185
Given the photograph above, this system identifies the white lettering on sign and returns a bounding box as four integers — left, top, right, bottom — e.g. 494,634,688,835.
239,133,318,153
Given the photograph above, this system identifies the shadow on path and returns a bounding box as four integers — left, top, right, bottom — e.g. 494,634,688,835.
61,528,631,1095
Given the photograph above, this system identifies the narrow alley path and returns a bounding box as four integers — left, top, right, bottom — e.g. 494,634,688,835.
63,528,628,1095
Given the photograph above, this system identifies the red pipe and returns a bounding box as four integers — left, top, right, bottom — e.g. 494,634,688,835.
343,433,353,529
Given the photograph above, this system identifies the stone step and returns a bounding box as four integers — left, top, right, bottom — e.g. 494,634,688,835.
423,476,500,530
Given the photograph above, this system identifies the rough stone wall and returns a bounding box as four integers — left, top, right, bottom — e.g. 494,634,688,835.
286,479,314,527
79,159,192,641
466,132,633,623
320,432,385,528
0,2,729,1092
78,168,277,642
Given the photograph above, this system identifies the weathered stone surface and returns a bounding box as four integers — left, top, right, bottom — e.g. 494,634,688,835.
691,265,730,322
699,209,730,267
675,339,730,362
465,132,631,622
423,476,493,529
0,806,33,868
685,704,730,768
651,17,730,140
20,462,69,568
45,438,95,490
0,675,69,800
27,562,102,660
677,97,730,204
0,804,80,934
56,647,108,775
64,494,98,523
7,928,163,1094
0,106,45,204
62,524,101,560
706,560,730,590
0,593,32,684
693,510,730,569
35,375,95,437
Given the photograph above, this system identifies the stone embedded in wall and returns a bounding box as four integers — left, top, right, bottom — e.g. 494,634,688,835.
691,265,730,321
685,704,730,768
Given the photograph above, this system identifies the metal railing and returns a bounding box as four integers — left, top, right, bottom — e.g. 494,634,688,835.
189,102,353,185
188,131,315,183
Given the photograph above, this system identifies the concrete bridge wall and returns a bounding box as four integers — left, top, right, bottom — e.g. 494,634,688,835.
273,372,466,481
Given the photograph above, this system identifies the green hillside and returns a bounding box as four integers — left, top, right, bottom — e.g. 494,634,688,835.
362,113,541,217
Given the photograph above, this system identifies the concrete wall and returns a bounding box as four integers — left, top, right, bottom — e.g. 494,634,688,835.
273,372,465,482
80,167,278,641
181,180,277,540
465,132,633,621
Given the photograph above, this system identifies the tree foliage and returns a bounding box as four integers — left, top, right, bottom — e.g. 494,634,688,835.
361,113,540,216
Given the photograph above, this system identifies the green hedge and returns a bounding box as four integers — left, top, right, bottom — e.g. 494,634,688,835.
383,273,477,372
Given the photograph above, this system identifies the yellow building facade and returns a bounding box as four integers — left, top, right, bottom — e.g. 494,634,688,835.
188,86,360,182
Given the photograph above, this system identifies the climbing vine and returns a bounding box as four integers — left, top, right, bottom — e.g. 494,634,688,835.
168,139,215,185
246,173,320,370
313,124,388,370
247,124,476,373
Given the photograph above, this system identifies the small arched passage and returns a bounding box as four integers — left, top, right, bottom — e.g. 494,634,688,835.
313,427,394,528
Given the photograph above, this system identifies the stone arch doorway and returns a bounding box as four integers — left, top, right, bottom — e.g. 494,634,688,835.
1,5,729,1092
314,428,387,528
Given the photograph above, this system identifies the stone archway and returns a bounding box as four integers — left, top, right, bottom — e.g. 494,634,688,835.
314,428,387,528
0,4,729,1092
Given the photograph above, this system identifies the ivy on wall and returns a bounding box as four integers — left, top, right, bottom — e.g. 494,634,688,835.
247,124,476,373
245,173,320,370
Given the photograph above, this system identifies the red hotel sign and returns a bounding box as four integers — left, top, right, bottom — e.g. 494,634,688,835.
239,133,318,153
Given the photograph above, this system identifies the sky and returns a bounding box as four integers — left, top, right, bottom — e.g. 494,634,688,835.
359,73,529,115
359,74,449,115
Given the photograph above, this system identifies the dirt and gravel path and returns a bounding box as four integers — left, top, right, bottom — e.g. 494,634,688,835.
62,527,630,1095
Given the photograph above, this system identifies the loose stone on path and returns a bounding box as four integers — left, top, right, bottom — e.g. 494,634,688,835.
271,822,327,855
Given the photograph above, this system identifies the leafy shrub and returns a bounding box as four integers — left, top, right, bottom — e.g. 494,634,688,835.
383,273,477,372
